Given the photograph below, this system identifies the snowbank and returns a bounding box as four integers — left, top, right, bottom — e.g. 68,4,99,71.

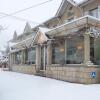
0,71,100,100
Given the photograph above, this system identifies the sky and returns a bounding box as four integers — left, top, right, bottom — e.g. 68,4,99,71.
0,0,84,50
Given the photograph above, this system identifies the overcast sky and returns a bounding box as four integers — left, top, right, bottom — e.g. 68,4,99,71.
0,0,84,50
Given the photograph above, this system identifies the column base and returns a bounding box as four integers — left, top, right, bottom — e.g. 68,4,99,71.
84,61,94,66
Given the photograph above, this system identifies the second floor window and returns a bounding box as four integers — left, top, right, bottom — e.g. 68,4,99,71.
64,17,74,23
89,8,98,18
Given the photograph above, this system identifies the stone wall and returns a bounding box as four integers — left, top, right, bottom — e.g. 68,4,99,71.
11,64,36,75
10,64,100,84
45,65,100,84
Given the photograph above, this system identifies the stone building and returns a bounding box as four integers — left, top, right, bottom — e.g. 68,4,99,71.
9,0,100,84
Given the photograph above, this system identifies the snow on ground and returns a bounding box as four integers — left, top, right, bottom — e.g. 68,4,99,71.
0,71,100,100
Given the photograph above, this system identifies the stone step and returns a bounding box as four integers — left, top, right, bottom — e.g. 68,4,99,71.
35,70,46,77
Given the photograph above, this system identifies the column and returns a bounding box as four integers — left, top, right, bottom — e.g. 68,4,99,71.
21,50,24,64
65,39,67,64
21,50,25,64
84,33,93,65
8,53,11,70
10,53,13,67
12,53,14,65
44,45,46,70
36,45,41,70
47,41,52,65
98,6,100,19
13,53,15,64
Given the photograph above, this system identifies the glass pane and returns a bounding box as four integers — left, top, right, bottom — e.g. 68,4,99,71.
89,8,98,18
66,35,84,64
15,51,22,64
27,47,36,64
52,40,65,64
90,37,100,65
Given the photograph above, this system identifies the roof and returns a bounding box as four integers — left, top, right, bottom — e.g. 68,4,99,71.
55,0,68,17
33,27,50,44
55,0,95,17
39,27,50,33
10,33,35,51
10,27,50,51
46,15,100,36
79,0,95,7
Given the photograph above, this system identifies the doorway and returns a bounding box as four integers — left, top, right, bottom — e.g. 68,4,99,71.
40,45,46,70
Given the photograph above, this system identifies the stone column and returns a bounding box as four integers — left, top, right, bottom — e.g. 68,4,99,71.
98,6,100,19
8,53,11,70
84,33,93,65
11,53,14,65
9,53,13,69
36,45,41,70
21,50,25,64
13,53,15,64
65,39,67,64
23,50,25,64
21,50,24,64
47,41,52,65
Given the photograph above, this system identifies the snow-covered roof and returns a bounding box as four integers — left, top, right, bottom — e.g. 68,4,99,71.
39,27,50,33
33,27,50,44
46,15,100,36
55,0,95,17
9,42,17,47
10,33,36,51
79,0,94,7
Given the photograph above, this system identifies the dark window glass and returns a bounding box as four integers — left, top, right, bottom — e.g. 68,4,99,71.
66,35,84,64
52,40,65,64
90,37,100,65
89,8,98,18
15,51,22,64
27,47,36,64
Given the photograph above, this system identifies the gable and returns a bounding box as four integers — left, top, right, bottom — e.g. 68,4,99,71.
62,4,75,18
34,30,48,44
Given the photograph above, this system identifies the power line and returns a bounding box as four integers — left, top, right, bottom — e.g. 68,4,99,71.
0,12,39,24
0,0,53,19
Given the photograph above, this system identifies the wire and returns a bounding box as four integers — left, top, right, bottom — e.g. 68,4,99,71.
0,0,53,19
0,12,39,24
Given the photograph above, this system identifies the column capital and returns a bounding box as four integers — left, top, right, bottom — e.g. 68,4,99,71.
47,40,52,45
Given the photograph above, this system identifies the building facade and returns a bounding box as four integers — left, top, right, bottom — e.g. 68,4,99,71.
9,0,100,84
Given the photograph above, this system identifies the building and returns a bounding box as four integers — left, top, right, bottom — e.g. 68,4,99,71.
9,0,100,84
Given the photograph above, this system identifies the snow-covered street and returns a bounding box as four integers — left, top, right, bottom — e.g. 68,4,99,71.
0,70,100,100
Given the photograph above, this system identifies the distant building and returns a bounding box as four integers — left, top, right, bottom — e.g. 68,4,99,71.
9,0,100,84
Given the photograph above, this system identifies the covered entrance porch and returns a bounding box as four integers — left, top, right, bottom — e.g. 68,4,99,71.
44,16,100,84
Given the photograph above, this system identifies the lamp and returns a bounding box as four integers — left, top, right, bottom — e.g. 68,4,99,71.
60,47,64,52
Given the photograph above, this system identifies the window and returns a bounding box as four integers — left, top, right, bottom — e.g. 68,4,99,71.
89,8,98,18
66,35,84,64
52,40,65,64
64,17,74,23
27,47,36,64
52,35,84,64
90,37,100,65
15,51,22,64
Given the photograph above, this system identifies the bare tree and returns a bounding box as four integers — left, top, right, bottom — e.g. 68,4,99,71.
0,25,6,32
